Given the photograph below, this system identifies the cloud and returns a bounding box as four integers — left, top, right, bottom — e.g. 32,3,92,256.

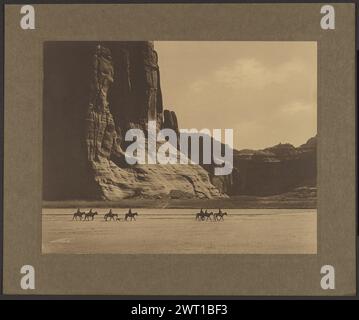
189,79,208,93
198,58,306,90
281,102,315,115
188,57,310,97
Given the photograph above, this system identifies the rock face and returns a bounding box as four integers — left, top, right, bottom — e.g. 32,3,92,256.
43,41,224,201
163,109,179,134
110,42,164,137
86,45,121,162
209,136,317,196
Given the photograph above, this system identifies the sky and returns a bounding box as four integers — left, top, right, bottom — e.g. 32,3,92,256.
155,41,317,150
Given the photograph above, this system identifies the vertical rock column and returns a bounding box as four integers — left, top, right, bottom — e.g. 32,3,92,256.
85,45,122,162
142,42,163,132
163,110,179,134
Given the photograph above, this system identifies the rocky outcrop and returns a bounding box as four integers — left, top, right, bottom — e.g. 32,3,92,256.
163,109,179,134
43,41,224,201
107,41,164,140
86,45,122,162
210,136,317,196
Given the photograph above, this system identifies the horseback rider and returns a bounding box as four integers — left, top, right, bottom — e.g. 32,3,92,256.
125,208,138,221
73,208,83,220
128,208,137,215
196,209,202,221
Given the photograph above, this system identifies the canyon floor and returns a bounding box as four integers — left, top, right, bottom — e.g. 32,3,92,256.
43,187,317,209
42,208,317,254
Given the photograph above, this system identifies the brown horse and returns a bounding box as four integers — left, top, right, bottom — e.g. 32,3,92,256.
125,211,138,221
104,211,118,221
72,209,85,221
195,212,205,221
214,211,227,221
83,210,98,221
202,211,214,221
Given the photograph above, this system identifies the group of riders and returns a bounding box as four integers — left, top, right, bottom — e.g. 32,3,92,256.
72,208,138,221
196,208,227,221
73,208,228,222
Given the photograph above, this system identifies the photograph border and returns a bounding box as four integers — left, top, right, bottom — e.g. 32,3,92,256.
2,2,357,296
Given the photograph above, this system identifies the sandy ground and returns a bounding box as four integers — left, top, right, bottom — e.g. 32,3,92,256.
42,208,317,254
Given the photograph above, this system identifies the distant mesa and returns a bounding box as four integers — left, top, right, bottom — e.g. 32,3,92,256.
211,135,317,196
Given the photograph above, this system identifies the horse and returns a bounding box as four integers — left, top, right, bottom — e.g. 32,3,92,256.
195,208,207,221
125,212,138,221
72,209,85,221
83,210,98,221
202,211,214,221
195,212,205,221
104,211,118,221
214,211,227,221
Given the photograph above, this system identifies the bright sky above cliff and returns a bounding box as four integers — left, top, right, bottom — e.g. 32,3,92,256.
155,41,317,151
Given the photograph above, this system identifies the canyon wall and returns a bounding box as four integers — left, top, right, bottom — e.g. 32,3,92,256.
209,136,317,196
43,41,223,201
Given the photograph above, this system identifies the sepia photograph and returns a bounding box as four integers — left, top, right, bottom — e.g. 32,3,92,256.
3,2,356,298
42,41,317,254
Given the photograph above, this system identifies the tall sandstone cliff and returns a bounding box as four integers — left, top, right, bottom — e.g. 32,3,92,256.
43,41,223,200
